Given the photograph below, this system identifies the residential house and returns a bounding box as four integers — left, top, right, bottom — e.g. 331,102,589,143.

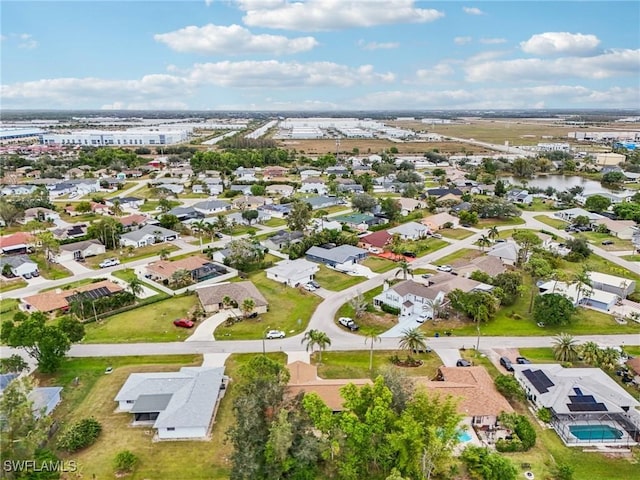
305,195,344,210
196,281,268,314
300,169,321,180
227,210,271,226
422,212,459,231
52,223,88,241
397,198,424,216
337,183,364,194
21,279,123,314
1,185,37,196
554,208,604,224
211,248,230,264
258,203,292,218
265,184,295,197
114,366,227,440
158,183,184,195
388,221,428,241
47,182,75,198
145,256,226,283
309,218,342,232
30,387,64,419
300,177,328,195
453,255,507,278
122,169,143,178
358,230,392,253
595,218,638,240
595,152,626,168
54,239,106,263
0,232,35,255
107,196,143,210
23,207,60,223
512,364,640,446
416,367,514,428
64,201,110,216
487,240,521,266
286,361,372,412
167,206,204,222
263,166,289,179
538,280,619,312
118,214,150,230
506,189,534,205
426,188,463,204
265,258,319,287
119,225,179,248
589,271,636,298
374,279,444,317
229,185,252,195
333,212,385,231
193,200,232,216
232,195,269,210
262,231,304,251
202,178,224,196
326,166,350,176
234,167,258,182
0,254,38,278
305,245,368,268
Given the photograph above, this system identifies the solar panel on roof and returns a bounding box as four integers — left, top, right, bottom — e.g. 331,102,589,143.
67,286,114,303
523,369,555,394
567,403,607,412
573,387,583,396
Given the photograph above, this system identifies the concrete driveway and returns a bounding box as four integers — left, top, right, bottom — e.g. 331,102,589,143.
379,313,424,338
433,348,462,367
187,310,234,342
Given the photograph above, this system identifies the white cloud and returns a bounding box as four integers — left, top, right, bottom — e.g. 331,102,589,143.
414,63,455,82
465,48,640,82
454,36,472,45
520,32,600,56
357,39,400,50
237,0,444,31
463,7,484,15
480,37,506,45
154,24,318,55
188,60,395,88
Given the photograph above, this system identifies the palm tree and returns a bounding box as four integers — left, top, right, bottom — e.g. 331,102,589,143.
240,298,255,318
159,248,171,260
580,341,601,366
395,259,414,280
424,297,443,321
478,234,491,252
170,268,192,287
111,199,124,217
599,348,621,371
302,329,331,364
191,220,208,251
487,226,499,241
364,332,381,372
573,264,592,305
215,214,229,234
398,328,428,359
128,277,143,298
552,333,579,362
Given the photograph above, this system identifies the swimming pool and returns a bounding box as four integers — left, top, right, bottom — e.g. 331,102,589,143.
458,430,473,442
569,425,624,441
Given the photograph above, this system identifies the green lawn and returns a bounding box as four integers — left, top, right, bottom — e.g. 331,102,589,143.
477,216,526,227
111,268,165,294
85,244,180,268
0,278,27,292
558,255,640,292
334,286,396,336
312,350,444,380
230,225,258,236
263,217,287,227
621,254,640,262
397,238,449,258
576,232,635,251
82,295,199,343
362,256,397,273
214,271,322,340
436,248,481,265
517,198,556,212
104,182,137,198
517,347,557,363
0,298,19,316
438,228,474,240
29,253,72,280
534,214,568,230
314,265,367,291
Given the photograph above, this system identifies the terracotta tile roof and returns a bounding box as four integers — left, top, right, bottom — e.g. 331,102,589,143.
627,357,640,374
359,230,392,248
196,281,268,308
0,232,35,249
22,280,123,313
285,361,372,411
453,256,507,277
416,366,514,418
146,256,211,278
118,214,148,227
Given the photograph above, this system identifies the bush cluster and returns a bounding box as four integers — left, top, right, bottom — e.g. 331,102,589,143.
57,418,102,452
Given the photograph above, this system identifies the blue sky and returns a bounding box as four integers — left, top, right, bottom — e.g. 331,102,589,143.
2,1,639,110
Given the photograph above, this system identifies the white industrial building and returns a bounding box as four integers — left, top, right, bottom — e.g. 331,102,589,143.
41,127,190,146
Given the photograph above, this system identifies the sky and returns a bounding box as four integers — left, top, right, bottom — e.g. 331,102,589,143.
1,0,639,111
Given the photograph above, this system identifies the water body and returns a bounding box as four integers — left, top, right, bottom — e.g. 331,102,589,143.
502,175,629,196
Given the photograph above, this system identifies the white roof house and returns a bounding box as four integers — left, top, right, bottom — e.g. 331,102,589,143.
388,221,429,240
538,280,619,312
487,240,520,265
588,271,636,299
265,258,319,287
115,366,226,440
554,208,604,223
119,225,179,248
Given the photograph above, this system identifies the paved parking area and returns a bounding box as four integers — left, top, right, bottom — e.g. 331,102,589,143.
433,348,462,367
379,314,425,338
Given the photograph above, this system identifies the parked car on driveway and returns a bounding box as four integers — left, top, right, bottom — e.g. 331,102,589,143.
437,265,453,272
500,356,514,372
456,359,472,367
173,318,194,328
516,356,531,364
266,329,286,339
308,280,320,289
601,240,614,245
303,283,317,292
338,317,359,331
99,258,120,268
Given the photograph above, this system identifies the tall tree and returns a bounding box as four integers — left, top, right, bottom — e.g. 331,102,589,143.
533,293,575,327
286,200,312,232
398,328,428,359
395,260,414,280
351,193,378,213
0,200,24,226
301,329,331,363
127,277,144,297
36,230,60,265
380,197,402,221
552,333,579,362
478,234,491,252
240,298,256,318
364,332,381,371
512,230,542,265
524,255,553,313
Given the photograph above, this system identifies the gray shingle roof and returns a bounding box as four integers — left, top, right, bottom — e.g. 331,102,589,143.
306,245,367,264
120,225,178,242
196,281,268,308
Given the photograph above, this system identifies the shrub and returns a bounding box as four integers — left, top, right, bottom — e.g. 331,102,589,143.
57,418,102,452
114,450,138,474
514,416,536,450
553,462,574,480
381,304,401,315
496,436,523,452
537,407,552,423
495,375,525,401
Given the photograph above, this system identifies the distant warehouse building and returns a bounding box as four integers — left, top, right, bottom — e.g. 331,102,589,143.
0,128,45,144
41,128,190,146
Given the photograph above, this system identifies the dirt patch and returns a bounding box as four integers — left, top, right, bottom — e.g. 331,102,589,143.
357,311,397,330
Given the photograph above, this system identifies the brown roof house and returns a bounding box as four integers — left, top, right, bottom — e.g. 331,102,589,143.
286,361,372,412
422,212,459,231
358,230,392,253
196,281,268,314
145,256,225,284
452,255,507,278
21,280,123,314
416,366,514,427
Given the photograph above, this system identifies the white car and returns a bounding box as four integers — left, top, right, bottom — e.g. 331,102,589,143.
265,330,286,339
416,311,432,323
303,283,317,292
99,258,121,268
437,265,453,272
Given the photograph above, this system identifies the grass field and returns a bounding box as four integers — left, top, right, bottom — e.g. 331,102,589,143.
0,298,19,316
438,228,475,240
577,231,635,251
534,215,569,230
314,265,366,291
426,121,576,145
262,217,287,227
312,350,444,380
621,254,640,262
362,256,397,273
214,271,322,340
85,244,179,268
436,248,481,265
29,253,72,280
334,286,395,336
0,278,27,292
82,295,199,343
477,216,526,227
